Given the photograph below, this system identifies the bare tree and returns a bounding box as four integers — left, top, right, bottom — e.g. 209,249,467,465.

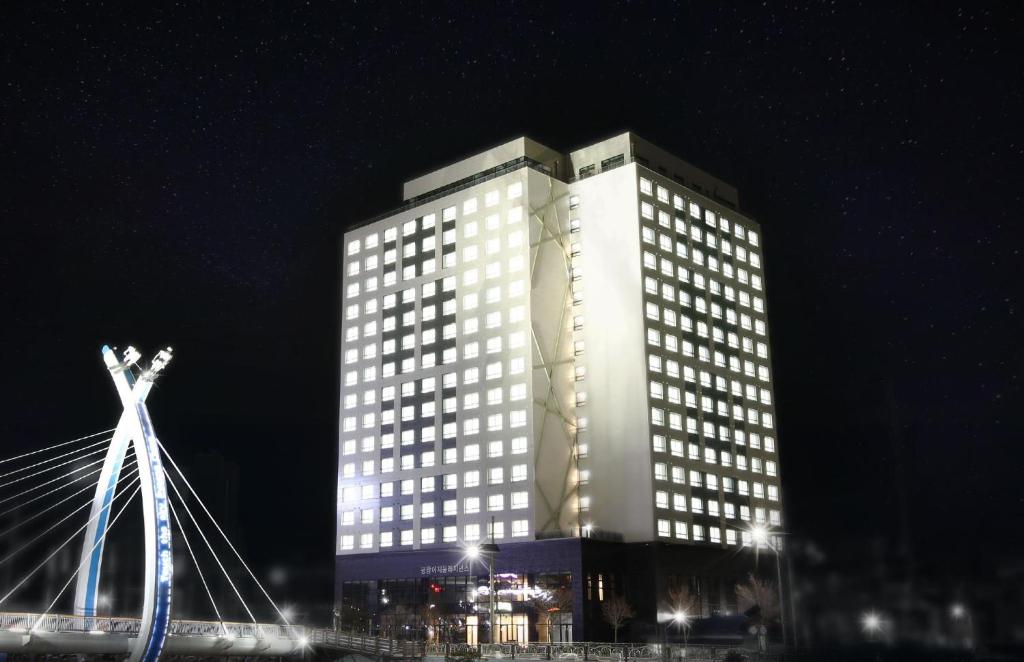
418,604,443,643
527,587,573,643
735,573,780,625
601,594,635,642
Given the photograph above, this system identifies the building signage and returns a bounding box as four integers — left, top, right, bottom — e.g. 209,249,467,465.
419,562,471,576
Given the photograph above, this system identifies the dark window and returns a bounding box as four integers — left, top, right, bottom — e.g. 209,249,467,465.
600,154,625,171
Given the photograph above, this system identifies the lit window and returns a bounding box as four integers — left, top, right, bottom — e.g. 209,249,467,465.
511,491,529,509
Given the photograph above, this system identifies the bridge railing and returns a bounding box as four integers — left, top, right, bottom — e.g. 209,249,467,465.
310,628,425,656
424,642,759,661
0,612,305,642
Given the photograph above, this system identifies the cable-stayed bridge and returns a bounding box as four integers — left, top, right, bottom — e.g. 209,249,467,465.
0,345,415,661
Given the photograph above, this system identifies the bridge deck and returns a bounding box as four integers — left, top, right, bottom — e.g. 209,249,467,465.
0,612,307,656
0,612,425,658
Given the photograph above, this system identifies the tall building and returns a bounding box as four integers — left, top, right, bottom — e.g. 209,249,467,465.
336,133,784,643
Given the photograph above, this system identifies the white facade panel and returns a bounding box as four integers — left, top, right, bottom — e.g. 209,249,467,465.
570,165,654,542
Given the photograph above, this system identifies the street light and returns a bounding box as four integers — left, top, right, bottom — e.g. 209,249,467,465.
749,525,788,647
672,610,691,655
861,611,882,642
950,603,973,650
464,533,501,645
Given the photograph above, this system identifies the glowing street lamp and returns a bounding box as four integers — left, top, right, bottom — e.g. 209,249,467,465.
951,603,966,620
861,611,883,642
751,525,769,547
672,610,691,654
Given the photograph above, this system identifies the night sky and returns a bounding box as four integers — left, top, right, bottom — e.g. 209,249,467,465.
2,2,1021,616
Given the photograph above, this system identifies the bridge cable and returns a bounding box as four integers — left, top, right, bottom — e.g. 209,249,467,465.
0,428,116,467
163,470,258,624
0,466,137,566
0,457,110,507
30,479,143,631
0,471,142,608
159,441,291,625
0,463,139,539
0,437,112,482
166,495,229,634
0,464,109,519
0,444,113,492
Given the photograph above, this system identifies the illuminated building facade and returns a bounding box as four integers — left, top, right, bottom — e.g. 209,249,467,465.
336,134,784,642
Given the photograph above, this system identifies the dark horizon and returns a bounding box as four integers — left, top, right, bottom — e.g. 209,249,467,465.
1,2,1021,628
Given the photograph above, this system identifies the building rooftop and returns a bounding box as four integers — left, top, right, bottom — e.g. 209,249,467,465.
400,132,740,209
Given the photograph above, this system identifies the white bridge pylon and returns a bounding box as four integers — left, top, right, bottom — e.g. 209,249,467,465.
74,345,174,662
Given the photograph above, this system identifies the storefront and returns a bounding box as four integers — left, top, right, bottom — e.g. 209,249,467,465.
336,537,583,642
336,537,757,644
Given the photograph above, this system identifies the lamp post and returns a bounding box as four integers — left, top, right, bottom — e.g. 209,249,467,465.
750,525,787,647
672,610,690,657
466,533,501,644
950,603,973,649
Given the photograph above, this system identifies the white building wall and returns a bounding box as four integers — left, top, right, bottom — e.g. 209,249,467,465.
570,164,655,542
338,133,785,556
